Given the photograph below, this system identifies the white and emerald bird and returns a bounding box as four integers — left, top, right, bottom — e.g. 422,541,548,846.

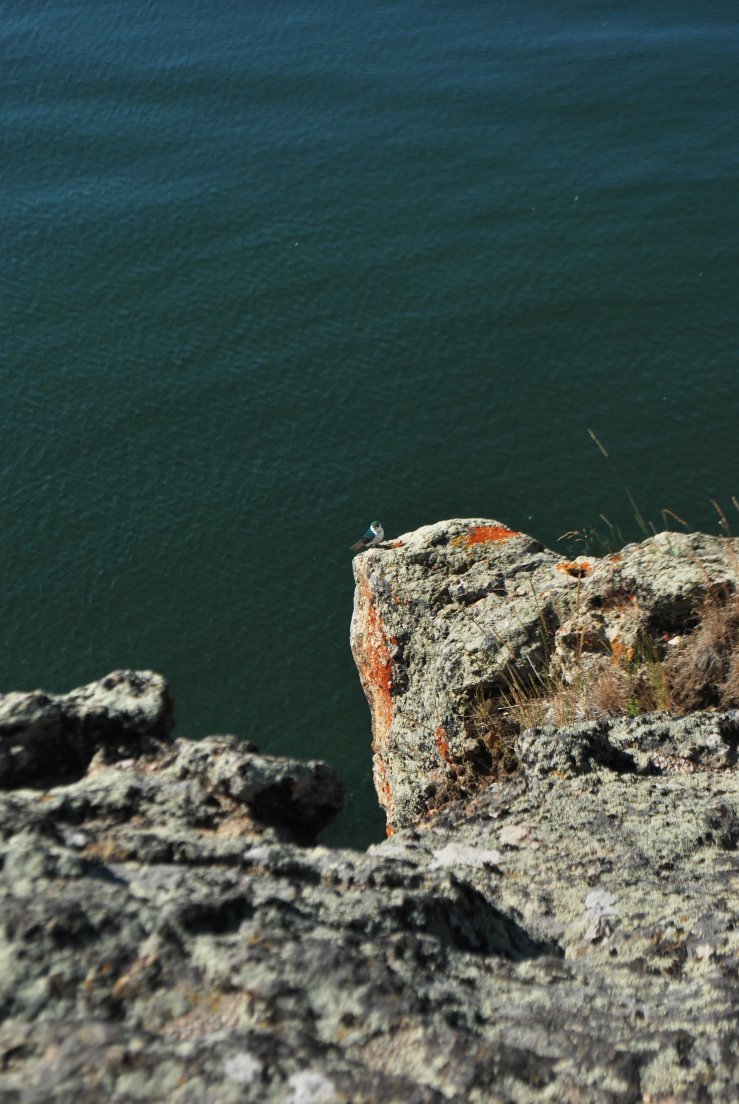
350,520,384,552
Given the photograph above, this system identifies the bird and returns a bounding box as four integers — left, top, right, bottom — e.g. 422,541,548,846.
350,520,384,552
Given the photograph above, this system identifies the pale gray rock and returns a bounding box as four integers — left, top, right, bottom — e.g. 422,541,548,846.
351,519,739,832
0,670,174,788
2,514,739,1103
1,697,738,1102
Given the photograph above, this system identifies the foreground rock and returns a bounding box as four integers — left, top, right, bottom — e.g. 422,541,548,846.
351,519,739,832
0,670,174,789
1,668,738,1101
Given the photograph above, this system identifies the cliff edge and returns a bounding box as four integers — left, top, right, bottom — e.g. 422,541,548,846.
351,518,739,833
1,521,738,1102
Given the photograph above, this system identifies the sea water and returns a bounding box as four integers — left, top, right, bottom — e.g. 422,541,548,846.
2,0,737,846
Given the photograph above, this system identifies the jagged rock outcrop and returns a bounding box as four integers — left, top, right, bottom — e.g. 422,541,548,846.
2,517,739,1104
0,672,738,1101
0,670,174,788
350,519,739,833
0,672,346,851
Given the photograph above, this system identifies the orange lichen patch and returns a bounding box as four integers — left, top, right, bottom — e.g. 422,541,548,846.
374,755,393,803
434,725,453,765
356,576,397,740
467,525,521,546
390,540,406,548
373,755,395,832
556,561,593,579
610,639,635,665
391,589,413,606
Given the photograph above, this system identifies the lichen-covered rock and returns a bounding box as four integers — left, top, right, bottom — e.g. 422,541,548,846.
350,520,557,832
351,520,739,833
0,670,174,788
1,685,738,1102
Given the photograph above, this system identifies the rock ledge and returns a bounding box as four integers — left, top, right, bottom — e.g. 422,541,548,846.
1,515,739,1102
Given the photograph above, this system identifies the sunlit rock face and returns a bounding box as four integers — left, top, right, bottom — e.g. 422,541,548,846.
2,533,739,1104
351,519,739,833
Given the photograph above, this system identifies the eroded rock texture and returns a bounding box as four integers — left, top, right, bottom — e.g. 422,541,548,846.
2,518,739,1104
350,519,739,832
0,669,174,789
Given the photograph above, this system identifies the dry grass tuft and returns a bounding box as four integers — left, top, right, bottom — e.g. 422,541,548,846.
587,664,633,716
468,688,521,778
433,518,739,816
431,688,522,810
663,587,739,710
460,585,739,790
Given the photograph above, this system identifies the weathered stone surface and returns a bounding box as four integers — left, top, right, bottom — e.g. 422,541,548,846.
0,670,174,788
3,516,739,1104
1,687,738,1101
350,519,739,833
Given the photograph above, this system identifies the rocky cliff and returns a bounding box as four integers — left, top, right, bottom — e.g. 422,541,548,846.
350,519,739,833
1,521,738,1103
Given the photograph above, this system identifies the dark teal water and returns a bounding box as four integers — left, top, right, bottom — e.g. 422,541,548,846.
2,1,737,846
